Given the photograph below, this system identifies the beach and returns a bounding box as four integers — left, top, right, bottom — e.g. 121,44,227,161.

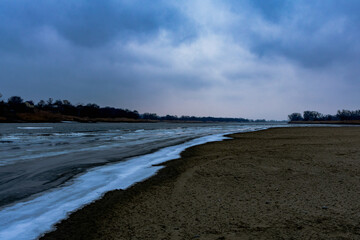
42,127,360,239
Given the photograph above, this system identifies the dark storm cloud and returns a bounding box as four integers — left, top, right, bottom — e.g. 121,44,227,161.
0,0,190,49
1,0,360,119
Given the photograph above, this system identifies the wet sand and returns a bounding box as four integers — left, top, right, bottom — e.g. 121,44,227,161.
42,127,360,239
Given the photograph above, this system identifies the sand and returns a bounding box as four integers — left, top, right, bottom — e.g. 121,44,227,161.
41,127,360,239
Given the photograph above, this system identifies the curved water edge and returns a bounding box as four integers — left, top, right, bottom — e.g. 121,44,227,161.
0,123,281,208
0,125,274,240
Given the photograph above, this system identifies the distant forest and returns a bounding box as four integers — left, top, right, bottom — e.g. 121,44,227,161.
0,95,265,123
288,110,360,122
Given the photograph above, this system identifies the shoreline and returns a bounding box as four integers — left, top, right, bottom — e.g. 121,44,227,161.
0,131,239,240
40,133,237,240
42,127,360,239
0,119,271,124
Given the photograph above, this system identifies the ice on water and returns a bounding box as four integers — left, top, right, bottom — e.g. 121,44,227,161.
0,122,278,240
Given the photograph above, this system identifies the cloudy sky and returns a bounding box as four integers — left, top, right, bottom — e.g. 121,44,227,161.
1,0,359,120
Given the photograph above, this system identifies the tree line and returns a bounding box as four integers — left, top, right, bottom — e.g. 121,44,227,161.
141,112,265,122
0,95,262,122
288,110,360,122
0,96,140,120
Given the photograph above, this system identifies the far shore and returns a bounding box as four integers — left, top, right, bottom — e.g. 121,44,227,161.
0,113,158,123
289,120,360,125
42,127,360,239
0,116,274,124
0,113,254,124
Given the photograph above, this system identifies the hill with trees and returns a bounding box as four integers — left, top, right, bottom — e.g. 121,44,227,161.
0,95,264,123
0,95,141,123
288,110,360,124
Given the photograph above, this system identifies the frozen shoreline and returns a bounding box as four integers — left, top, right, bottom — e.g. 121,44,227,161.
1,122,268,207
0,131,250,240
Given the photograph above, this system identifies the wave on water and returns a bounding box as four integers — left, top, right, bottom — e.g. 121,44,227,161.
0,133,233,240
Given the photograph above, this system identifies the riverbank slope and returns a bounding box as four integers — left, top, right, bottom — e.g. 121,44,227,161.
42,127,360,239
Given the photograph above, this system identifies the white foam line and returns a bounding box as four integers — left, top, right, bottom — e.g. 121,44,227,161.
0,132,241,240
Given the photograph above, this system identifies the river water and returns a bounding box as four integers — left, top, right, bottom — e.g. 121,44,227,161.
0,122,285,240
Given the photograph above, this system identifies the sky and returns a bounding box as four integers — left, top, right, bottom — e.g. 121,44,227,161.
1,0,359,120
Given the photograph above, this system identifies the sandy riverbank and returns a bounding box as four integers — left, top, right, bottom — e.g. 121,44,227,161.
41,127,360,239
